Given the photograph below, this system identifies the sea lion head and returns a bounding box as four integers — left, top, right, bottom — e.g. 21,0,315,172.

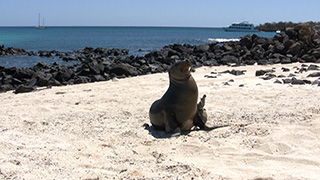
169,60,192,82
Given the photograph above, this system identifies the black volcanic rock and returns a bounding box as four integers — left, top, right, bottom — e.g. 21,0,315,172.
312,79,320,85
307,64,319,71
240,34,253,49
273,34,285,43
294,22,316,47
110,63,138,77
261,73,277,80
311,47,320,59
288,42,301,56
14,68,34,79
194,44,210,53
274,43,285,54
230,70,246,76
14,85,36,94
220,69,245,76
303,79,312,84
88,60,105,75
282,78,292,84
74,76,90,84
255,69,275,76
274,79,282,84
2,22,320,93
302,54,316,62
0,46,28,56
285,27,298,39
55,66,75,83
281,67,290,72
281,57,292,64
91,75,105,82
220,55,239,64
307,72,320,77
291,77,306,85
0,84,14,92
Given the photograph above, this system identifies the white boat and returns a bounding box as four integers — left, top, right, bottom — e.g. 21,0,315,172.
223,21,257,32
35,13,46,29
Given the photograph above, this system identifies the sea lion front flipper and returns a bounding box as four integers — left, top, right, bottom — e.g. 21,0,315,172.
170,127,182,137
164,112,180,134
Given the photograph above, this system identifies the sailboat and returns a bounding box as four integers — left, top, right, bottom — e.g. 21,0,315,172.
35,13,46,29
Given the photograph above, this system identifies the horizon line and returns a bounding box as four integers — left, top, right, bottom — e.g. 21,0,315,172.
0,25,225,28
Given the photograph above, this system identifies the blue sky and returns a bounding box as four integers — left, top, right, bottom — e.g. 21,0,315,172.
0,0,319,27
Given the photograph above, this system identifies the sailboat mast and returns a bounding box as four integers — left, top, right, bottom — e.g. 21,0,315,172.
38,13,41,27
35,13,46,29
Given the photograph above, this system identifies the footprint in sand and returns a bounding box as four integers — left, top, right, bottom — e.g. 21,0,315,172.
37,107,51,112
259,142,293,155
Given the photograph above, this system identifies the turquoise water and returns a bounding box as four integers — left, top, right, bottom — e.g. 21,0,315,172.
0,27,276,67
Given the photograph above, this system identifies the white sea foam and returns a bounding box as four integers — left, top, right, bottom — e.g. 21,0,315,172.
208,38,240,43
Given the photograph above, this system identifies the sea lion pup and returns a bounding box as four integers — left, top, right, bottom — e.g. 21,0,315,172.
149,60,220,136
193,94,227,131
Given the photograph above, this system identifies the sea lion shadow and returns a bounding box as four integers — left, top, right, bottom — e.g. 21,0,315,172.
143,123,229,139
143,123,191,139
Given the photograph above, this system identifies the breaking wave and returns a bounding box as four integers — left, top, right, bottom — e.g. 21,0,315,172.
208,38,240,43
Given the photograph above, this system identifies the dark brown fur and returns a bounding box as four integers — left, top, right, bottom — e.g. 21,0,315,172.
149,60,228,136
149,60,198,134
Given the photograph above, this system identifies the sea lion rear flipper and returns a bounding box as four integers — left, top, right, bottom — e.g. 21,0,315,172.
202,124,229,131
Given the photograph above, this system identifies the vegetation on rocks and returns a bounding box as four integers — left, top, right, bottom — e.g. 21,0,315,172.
256,21,320,32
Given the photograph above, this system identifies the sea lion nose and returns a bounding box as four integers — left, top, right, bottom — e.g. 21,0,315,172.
185,59,191,66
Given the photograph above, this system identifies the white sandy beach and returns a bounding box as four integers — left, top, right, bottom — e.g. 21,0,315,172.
1,62,320,180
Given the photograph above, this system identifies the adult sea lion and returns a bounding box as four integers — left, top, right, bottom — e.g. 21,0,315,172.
149,60,219,136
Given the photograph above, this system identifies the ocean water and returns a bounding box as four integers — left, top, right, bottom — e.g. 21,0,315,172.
0,27,276,68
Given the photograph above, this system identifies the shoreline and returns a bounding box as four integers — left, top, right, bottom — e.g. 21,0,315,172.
1,22,320,94
1,62,320,179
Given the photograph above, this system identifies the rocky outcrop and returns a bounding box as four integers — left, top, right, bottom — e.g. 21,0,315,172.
0,45,34,56
253,64,320,86
1,22,320,93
